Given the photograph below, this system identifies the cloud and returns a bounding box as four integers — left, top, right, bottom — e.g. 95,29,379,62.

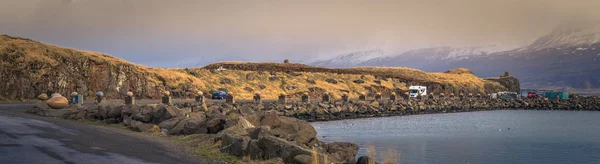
1,0,600,67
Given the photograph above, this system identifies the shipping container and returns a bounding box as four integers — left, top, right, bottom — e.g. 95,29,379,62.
556,92,569,100
544,91,557,99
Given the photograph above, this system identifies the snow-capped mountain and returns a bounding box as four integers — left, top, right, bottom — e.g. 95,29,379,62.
311,44,519,68
526,21,600,51
308,21,600,91
310,49,387,68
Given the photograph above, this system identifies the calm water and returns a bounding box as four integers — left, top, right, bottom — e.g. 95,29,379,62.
311,110,600,164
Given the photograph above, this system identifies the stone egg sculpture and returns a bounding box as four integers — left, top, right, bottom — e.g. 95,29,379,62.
96,91,104,97
51,93,62,98
163,91,170,96
47,96,68,109
38,93,49,100
126,91,134,97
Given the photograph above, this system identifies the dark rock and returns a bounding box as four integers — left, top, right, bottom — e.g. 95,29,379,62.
158,117,183,130
269,76,280,81
169,116,208,135
353,79,365,84
129,120,157,132
248,126,273,139
325,79,338,84
244,87,254,92
153,105,183,124
132,105,154,123
292,154,313,164
205,117,227,134
107,106,122,118
356,156,378,164
374,79,381,85
257,135,312,162
258,85,267,90
246,73,257,80
288,71,303,76
286,85,298,90
217,127,250,157
306,78,316,84
259,115,317,146
220,78,234,84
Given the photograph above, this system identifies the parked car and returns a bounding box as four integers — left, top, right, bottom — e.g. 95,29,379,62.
527,92,538,99
212,91,228,99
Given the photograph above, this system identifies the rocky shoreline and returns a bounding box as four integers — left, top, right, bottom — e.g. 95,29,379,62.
28,102,359,164
27,94,600,164
172,95,600,122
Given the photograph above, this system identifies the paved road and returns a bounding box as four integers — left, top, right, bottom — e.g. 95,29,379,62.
0,104,214,164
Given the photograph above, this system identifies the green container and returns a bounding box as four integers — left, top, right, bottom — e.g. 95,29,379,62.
557,92,569,100
544,92,557,99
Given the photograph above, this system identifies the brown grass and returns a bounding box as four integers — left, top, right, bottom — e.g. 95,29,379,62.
383,148,399,164
368,145,376,164
312,147,319,164
1,34,507,100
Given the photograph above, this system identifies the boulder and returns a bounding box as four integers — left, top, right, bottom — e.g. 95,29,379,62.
107,106,123,118
236,116,256,129
129,120,157,132
33,101,50,110
169,116,208,135
248,126,273,140
259,115,317,146
238,106,256,116
153,105,183,124
325,142,359,164
292,154,313,164
257,135,313,162
356,156,378,164
46,109,73,117
158,117,183,130
217,127,250,157
205,117,227,134
47,96,68,109
184,117,208,134
132,105,155,123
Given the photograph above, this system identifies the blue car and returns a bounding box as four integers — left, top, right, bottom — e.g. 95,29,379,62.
212,91,228,99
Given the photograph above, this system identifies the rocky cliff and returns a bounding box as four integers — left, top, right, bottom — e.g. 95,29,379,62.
0,34,166,100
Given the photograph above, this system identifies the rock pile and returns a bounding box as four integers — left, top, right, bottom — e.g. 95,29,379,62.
28,102,359,164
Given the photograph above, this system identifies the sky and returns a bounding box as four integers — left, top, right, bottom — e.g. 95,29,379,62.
1,0,600,67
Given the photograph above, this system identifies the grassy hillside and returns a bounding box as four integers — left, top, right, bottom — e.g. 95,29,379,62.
0,34,512,101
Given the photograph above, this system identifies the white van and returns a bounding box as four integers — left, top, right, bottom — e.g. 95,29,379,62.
409,86,427,98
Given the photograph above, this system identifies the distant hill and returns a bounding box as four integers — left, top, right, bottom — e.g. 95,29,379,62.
310,22,600,93
0,34,517,101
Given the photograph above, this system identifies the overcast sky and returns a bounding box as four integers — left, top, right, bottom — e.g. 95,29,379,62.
1,0,599,67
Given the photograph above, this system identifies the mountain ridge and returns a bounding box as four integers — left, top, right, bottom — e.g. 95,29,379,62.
309,22,600,92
